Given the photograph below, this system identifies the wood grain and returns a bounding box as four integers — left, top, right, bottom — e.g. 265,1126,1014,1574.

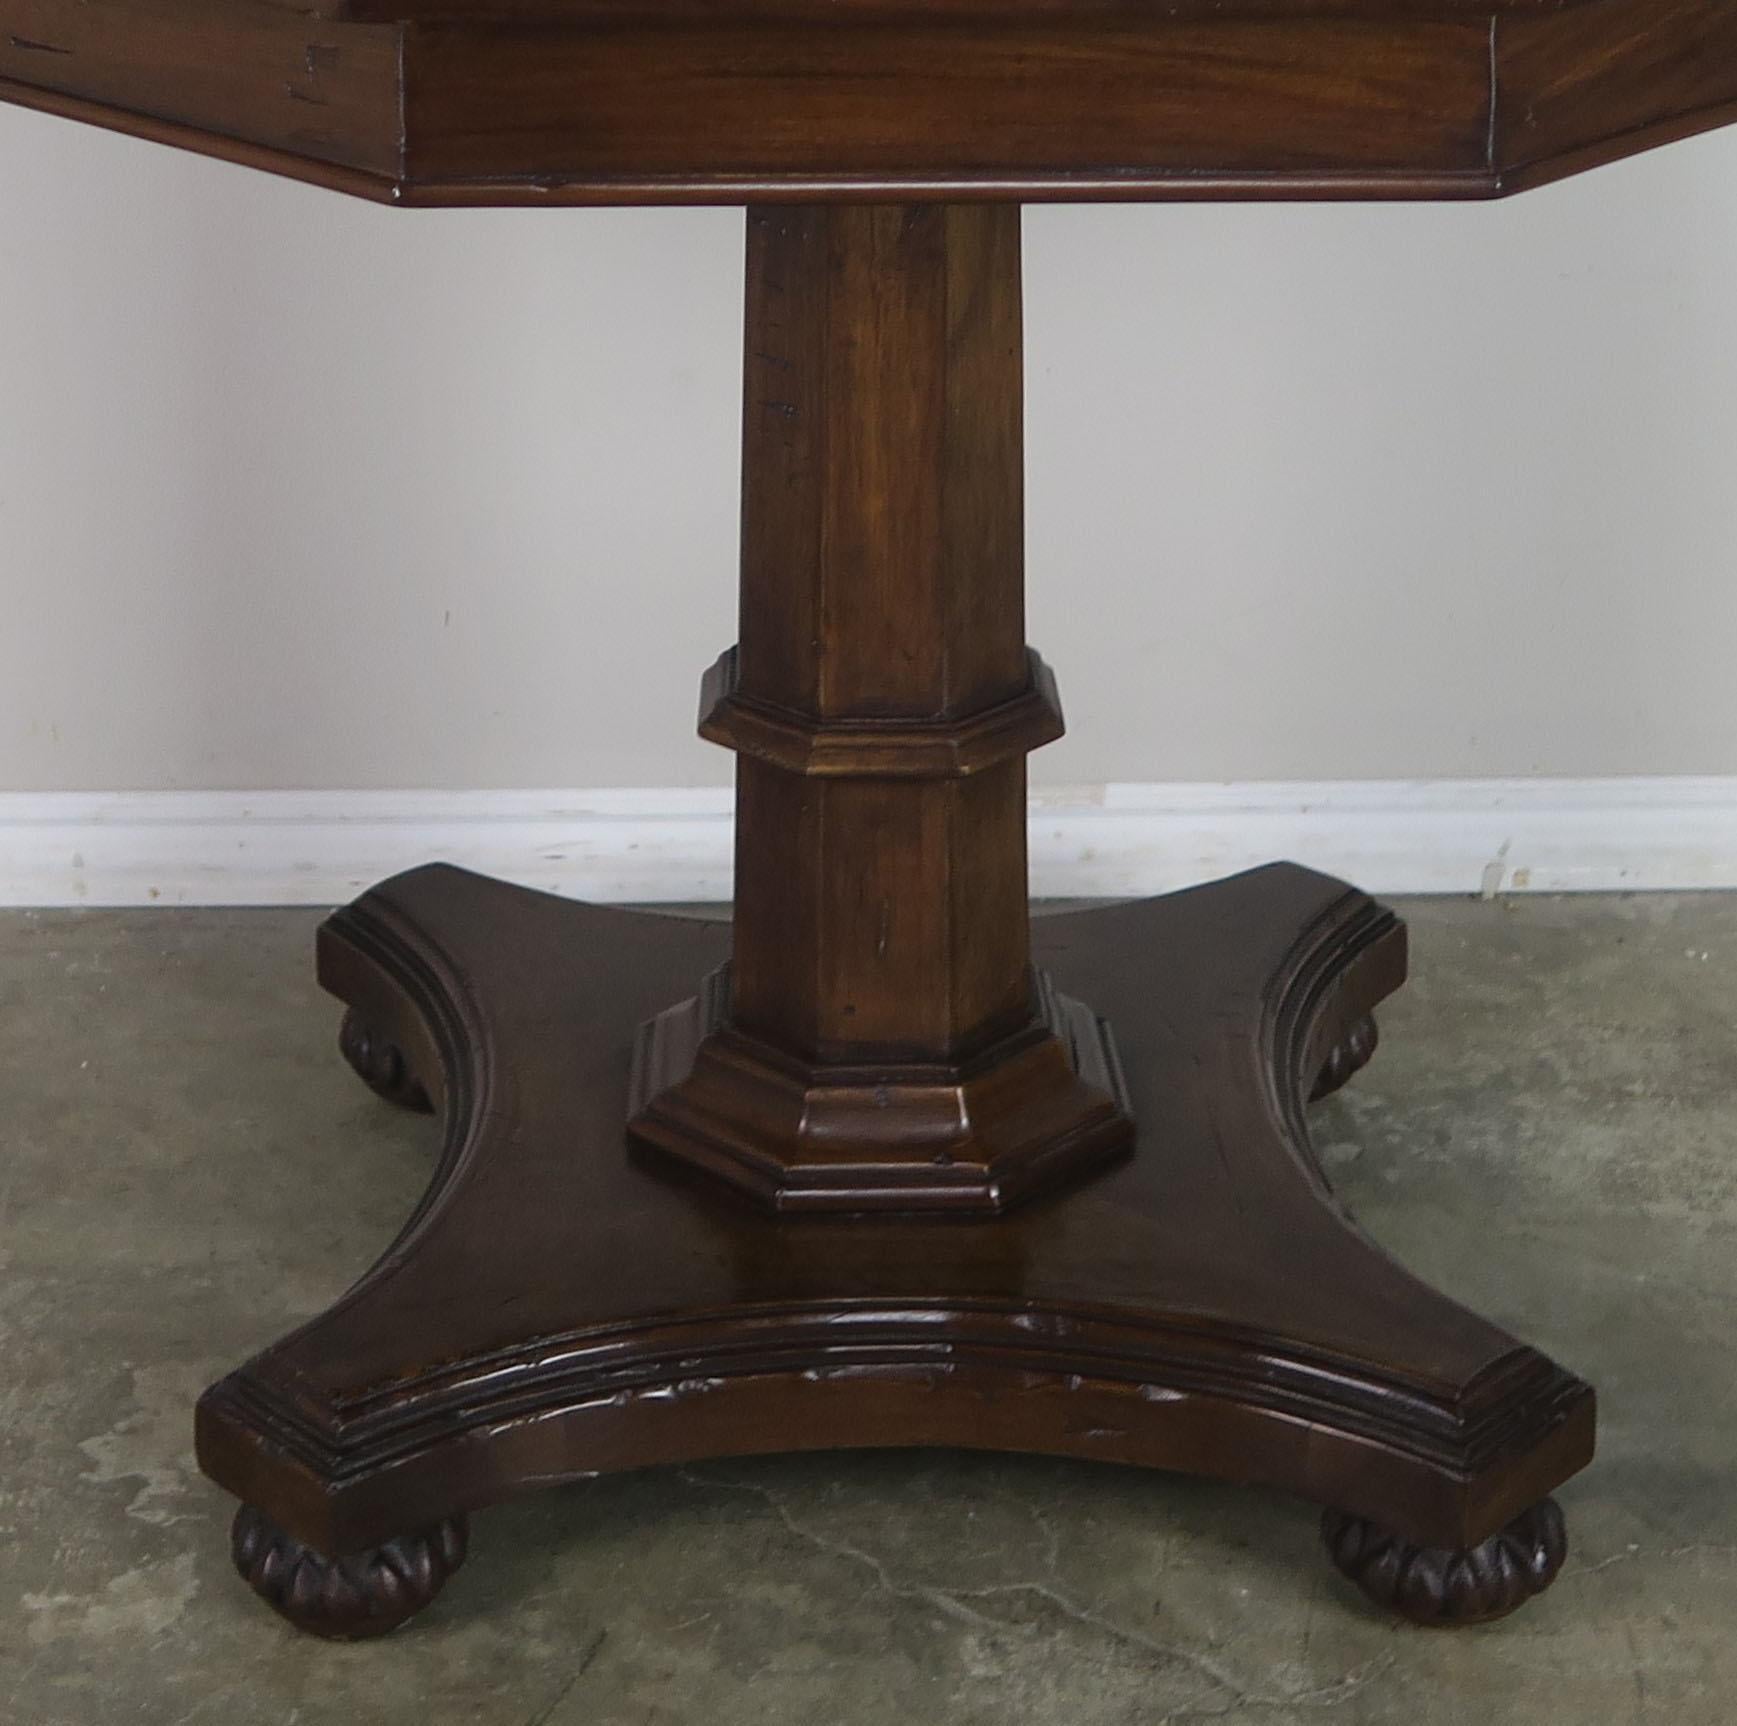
0,0,401,178
196,863,1593,1571
6,0,1637,1640
3,0,1734,202
633,206,1132,1213
1498,0,1737,189
401,18,1493,187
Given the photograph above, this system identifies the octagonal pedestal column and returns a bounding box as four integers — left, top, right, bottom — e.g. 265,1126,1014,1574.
627,205,1133,1212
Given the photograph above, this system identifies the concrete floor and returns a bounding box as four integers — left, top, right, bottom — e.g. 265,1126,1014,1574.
2,893,1735,1725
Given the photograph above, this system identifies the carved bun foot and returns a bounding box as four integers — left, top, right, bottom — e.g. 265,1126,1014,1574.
1310,1013,1379,1102
230,1503,469,1639
339,1008,432,1112
1321,1497,1567,1626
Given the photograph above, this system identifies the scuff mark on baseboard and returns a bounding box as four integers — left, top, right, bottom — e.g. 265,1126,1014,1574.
1480,838,1512,901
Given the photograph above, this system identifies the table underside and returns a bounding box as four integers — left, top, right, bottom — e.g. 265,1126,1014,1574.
2,0,1735,204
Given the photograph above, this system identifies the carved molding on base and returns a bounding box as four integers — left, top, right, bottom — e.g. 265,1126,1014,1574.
626,961,1134,1214
195,864,1595,1633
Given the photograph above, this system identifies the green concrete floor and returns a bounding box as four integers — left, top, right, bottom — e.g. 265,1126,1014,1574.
2,894,1734,1725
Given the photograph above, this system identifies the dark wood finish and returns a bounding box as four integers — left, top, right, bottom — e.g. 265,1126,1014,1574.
1322,1496,1569,1625
3,0,1736,204
230,1503,469,1640
338,1006,433,1113
0,0,403,183
198,864,1592,1630
1311,1013,1379,1102
1500,0,1737,193
24,0,1712,1638
630,206,1131,1214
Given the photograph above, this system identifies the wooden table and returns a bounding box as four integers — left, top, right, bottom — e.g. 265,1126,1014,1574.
7,0,1732,1639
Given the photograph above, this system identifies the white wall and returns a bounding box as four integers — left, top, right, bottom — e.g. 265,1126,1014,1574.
3,102,1737,799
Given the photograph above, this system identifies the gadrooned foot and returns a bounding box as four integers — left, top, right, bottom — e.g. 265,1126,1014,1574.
1321,1497,1567,1626
231,1503,469,1639
339,1007,433,1112
1310,1013,1379,1102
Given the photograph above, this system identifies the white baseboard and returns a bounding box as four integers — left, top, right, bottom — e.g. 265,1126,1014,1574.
1,778,1735,907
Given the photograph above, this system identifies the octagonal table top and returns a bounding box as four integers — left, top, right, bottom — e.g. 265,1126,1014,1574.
0,0,1733,206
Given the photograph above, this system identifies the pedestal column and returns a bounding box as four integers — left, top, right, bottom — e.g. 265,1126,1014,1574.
628,205,1133,1212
